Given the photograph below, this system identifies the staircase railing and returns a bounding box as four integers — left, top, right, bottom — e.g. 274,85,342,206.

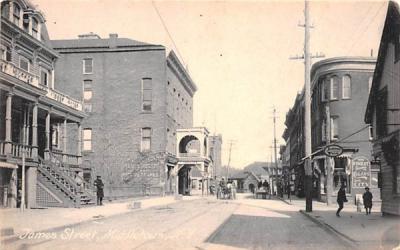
37,156,80,206
46,152,95,201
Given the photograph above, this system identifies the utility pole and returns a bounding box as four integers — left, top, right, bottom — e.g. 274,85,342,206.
272,107,279,179
290,0,324,212
325,104,333,205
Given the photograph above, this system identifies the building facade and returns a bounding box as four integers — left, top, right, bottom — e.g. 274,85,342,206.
52,34,197,198
310,57,377,203
0,0,89,208
284,90,307,197
209,134,222,179
365,1,400,216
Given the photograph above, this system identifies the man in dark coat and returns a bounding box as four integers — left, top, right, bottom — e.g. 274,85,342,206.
94,176,104,205
363,187,373,215
336,186,347,217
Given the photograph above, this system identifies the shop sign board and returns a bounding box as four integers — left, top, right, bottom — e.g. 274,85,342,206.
323,144,343,157
352,157,371,188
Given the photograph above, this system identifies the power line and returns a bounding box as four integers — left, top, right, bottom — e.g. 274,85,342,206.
346,2,386,55
152,1,186,66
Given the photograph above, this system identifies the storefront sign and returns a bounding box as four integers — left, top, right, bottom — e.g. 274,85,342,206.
323,144,343,157
352,157,370,188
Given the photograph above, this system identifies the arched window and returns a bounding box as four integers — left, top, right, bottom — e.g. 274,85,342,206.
330,76,339,100
342,75,351,99
12,3,21,26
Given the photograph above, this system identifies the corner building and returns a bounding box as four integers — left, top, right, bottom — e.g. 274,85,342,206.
52,34,196,198
310,57,378,203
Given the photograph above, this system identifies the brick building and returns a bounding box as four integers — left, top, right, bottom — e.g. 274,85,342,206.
365,1,400,216
310,57,378,204
51,33,197,198
0,0,90,208
209,134,222,179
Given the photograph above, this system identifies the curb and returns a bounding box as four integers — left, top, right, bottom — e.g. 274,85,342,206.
276,197,292,205
299,210,358,248
0,198,178,246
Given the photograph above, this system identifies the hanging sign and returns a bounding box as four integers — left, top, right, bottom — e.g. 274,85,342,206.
323,144,343,157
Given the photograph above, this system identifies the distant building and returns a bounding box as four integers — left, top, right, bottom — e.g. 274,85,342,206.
52,33,197,198
284,90,306,197
365,1,400,216
310,57,377,203
209,134,222,178
230,171,260,193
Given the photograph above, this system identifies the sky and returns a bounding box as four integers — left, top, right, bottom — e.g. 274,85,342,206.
31,0,390,169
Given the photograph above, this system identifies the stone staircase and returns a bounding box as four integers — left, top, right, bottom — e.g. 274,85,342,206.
36,153,95,208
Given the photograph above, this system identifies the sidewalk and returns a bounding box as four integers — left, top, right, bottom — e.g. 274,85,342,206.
0,195,199,243
278,196,400,249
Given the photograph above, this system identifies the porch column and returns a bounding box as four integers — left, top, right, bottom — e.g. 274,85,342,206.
62,118,67,162
31,103,38,158
77,123,82,164
5,92,13,155
44,111,50,160
26,167,37,208
9,168,17,208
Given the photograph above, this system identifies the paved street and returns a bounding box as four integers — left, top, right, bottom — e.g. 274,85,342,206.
6,195,352,250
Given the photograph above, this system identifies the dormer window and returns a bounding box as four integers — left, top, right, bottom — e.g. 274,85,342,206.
1,1,10,19
13,3,21,26
23,14,29,32
32,18,39,39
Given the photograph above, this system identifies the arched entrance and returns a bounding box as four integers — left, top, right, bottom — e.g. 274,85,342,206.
178,165,191,195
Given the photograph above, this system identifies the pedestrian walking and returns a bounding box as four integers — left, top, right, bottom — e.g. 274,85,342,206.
336,186,347,217
94,176,104,206
363,187,373,215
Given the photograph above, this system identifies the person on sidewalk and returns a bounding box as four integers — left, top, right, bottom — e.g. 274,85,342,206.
94,176,104,206
362,186,373,215
336,186,347,217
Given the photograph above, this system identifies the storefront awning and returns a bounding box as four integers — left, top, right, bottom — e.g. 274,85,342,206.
0,161,17,169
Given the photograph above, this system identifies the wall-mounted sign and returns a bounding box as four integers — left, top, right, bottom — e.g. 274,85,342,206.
352,157,371,188
323,144,343,157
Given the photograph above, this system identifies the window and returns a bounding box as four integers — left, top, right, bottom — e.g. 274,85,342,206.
331,116,339,140
376,88,387,137
83,80,93,112
19,56,30,72
83,58,93,74
333,157,351,194
1,1,10,19
142,78,152,111
32,18,39,39
141,128,151,152
342,75,351,99
368,77,373,93
13,3,20,26
83,128,92,151
0,45,11,62
321,119,326,142
22,14,29,32
368,125,374,140
40,68,49,86
395,34,400,63
52,125,59,148
330,76,339,100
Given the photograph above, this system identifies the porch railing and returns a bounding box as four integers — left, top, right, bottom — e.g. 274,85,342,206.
179,152,201,158
0,141,34,159
52,151,81,166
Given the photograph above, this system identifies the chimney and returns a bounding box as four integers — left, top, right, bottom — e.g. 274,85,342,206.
109,33,118,48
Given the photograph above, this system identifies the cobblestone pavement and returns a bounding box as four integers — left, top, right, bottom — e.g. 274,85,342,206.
5,195,355,250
